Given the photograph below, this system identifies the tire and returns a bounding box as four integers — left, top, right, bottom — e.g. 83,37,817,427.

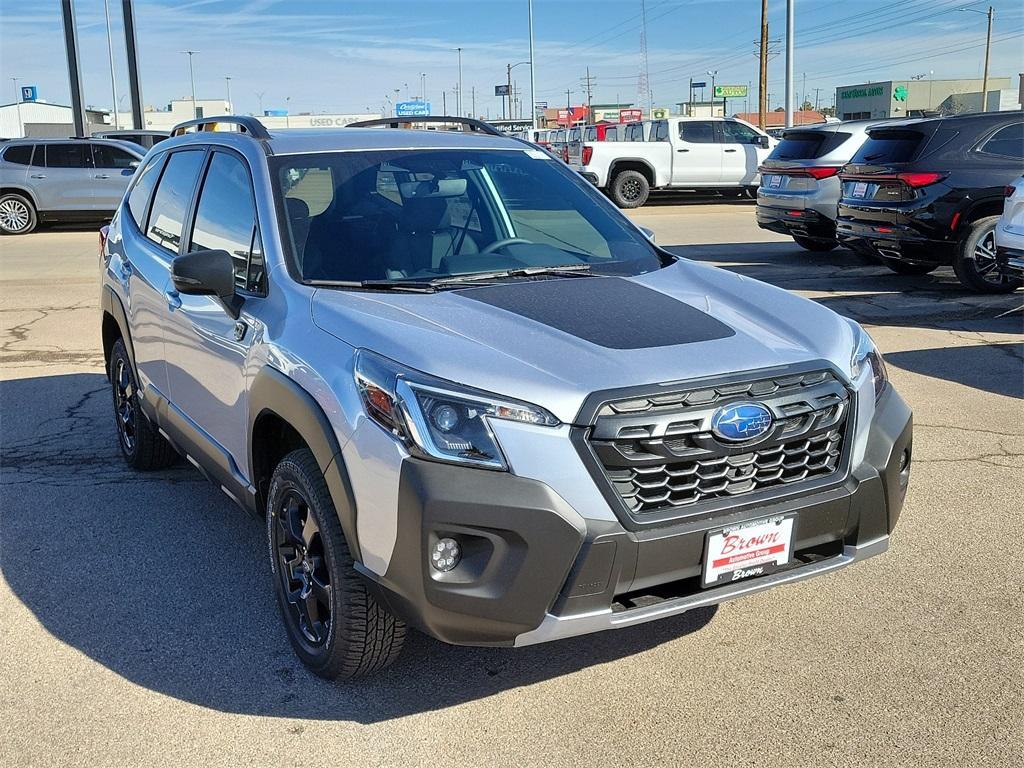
609,169,650,208
792,235,838,252
267,448,406,680
952,215,1022,293
0,192,37,235
879,256,938,275
109,338,178,470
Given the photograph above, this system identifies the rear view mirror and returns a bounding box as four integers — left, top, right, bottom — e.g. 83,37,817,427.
171,249,243,318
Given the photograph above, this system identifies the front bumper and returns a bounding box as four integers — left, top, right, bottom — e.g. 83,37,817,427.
756,205,835,240
361,386,912,647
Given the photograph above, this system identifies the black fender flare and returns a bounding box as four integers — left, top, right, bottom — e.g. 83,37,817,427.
248,366,361,562
101,284,136,380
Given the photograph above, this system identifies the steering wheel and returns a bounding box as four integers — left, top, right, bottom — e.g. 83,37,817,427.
481,238,532,255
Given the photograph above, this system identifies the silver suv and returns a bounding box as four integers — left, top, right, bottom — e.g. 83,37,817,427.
756,120,878,251
100,116,912,679
0,137,145,234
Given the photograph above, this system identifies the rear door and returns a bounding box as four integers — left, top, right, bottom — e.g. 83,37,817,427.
163,149,264,475
718,120,765,185
33,143,97,211
90,142,142,211
670,121,722,185
0,143,33,192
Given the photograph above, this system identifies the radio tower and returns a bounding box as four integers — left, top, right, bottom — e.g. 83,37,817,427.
637,0,652,113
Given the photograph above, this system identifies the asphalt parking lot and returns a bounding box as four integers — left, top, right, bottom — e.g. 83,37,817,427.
2,199,1022,767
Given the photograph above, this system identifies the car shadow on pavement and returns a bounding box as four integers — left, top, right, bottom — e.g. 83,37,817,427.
670,242,1024,331
0,373,716,723
885,343,1024,399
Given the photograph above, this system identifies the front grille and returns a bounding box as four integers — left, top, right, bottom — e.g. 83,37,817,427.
586,370,851,517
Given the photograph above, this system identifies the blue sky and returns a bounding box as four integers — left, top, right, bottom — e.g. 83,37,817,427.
1,0,1021,117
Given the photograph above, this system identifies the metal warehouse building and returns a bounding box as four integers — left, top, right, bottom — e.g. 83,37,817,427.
834,77,1014,120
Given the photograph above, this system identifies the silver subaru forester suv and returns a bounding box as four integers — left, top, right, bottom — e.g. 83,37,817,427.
100,116,912,679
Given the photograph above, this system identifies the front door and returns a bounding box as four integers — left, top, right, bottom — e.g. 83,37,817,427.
718,120,764,185
90,142,141,211
670,121,722,185
163,149,264,478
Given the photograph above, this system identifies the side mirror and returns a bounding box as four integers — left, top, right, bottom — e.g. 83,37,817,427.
757,135,770,149
639,226,656,243
129,160,141,168
171,249,243,318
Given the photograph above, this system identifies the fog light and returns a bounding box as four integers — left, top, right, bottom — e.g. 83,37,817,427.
430,537,461,572
899,448,910,472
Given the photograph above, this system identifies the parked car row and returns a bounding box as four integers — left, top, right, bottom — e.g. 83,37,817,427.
756,110,1024,293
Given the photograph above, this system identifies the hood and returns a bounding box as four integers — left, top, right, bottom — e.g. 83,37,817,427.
311,260,857,424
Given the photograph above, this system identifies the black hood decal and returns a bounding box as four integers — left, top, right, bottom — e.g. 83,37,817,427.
459,277,735,350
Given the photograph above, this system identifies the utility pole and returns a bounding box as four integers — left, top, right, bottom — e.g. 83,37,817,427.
182,50,199,118
103,0,119,129
225,76,232,111
256,91,265,114
688,77,693,116
507,64,513,120
454,47,463,116
11,77,23,137
471,85,476,118
528,0,538,129
581,67,595,122
982,6,993,112
759,0,769,130
784,0,794,128
442,90,446,114
813,87,821,110
801,71,806,110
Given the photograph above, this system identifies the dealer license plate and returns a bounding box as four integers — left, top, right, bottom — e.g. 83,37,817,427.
767,174,783,188
702,514,796,587
851,181,869,198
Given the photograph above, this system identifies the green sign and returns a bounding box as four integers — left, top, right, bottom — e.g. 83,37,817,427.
840,86,884,100
713,85,748,98
893,85,908,102
651,107,670,119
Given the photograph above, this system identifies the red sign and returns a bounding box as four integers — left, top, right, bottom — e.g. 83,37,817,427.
619,108,643,123
557,106,588,125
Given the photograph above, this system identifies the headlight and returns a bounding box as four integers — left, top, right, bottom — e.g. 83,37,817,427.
846,319,888,401
354,349,559,470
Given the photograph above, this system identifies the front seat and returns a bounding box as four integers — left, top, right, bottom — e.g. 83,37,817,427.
387,196,478,277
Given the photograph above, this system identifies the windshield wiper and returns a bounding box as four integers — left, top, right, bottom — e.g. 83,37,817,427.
307,279,438,293
428,263,593,287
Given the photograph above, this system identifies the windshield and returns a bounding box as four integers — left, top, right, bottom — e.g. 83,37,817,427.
273,148,665,285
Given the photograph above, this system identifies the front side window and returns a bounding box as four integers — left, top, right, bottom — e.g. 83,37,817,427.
45,143,92,168
3,144,34,165
189,151,262,292
978,123,1024,160
679,121,716,144
92,144,140,169
146,150,205,251
720,121,760,144
274,148,664,285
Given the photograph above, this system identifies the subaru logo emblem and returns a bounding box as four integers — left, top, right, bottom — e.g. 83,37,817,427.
711,402,774,442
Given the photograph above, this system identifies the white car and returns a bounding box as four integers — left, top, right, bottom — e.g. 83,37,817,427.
995,175,1024,279
568,116,776,208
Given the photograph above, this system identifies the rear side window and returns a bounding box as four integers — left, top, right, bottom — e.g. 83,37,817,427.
45,143,92,168
851,130,924,164
653,121,669,142
978,123,1024,159
188,151,263,293
92,144,139,169
606,126,618,141
146,150,205,251
679,121,715,144
3,144,34,165
126,153,165,229
584,127,596,142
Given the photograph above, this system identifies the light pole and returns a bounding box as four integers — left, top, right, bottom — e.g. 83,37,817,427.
784,0,794,127
11,77,23,137
256,90,265,115
420,73,427,103
454,48,463,116
528,0,537,129
285,96,291,128
706,70,718,115
508,61,530,120
103,0,119,129
225,76,232,112
958,6,994,112
181,50,199,118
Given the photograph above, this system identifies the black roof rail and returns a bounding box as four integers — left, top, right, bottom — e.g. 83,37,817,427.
346,116,504,137
169,115,270,140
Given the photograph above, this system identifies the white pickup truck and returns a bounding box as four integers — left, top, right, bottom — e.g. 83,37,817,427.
569,117,776,208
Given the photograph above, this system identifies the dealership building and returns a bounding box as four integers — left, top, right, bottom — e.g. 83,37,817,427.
834,77,1013,120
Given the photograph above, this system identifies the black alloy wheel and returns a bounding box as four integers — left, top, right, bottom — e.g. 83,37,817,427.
273,487,332,646
108,338,177,470
953,216,1022,293
113,356,138,454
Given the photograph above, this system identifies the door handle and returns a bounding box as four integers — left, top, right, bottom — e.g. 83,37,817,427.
165,290,182,311
116,260,133,280
30,174,46,179
94,174,111,179
724,149,738,153
676,148,690,152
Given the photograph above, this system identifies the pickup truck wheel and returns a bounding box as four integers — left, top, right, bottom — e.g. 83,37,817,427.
952,216,1022,293
0,193,37,235
268,448,406,680
792,235,838,252
109,339,178,470
610,170,649,208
